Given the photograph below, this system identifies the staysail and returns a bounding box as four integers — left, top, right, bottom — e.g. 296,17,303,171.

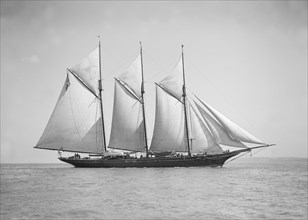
195,96,265,145
35,47,105,154
187,102,223,154
108,55,145,152
194,100,247,148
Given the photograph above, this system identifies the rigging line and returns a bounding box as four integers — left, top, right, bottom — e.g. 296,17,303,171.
142,49,178,83
95,99,99,154
251,147,267,157
67,86,83,142
101,47,139,79
88,97,98,107
225,151,251,164
188,103,193,139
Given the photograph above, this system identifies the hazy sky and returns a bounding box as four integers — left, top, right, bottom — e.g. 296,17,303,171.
1,1,307,163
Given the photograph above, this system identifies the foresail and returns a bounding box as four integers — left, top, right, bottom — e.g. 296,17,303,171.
35,72,105,154
108,80,145,152
69,47,100,96
150,85,187,152
194,101,247,148
197,97,265,145
188,102,223,154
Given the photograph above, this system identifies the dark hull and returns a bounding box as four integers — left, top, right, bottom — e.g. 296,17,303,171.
59,151,242,168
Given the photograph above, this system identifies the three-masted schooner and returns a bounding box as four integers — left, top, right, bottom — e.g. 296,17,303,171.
34,40,273,168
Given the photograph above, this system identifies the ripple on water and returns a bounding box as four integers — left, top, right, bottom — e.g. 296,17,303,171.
1,160,307,219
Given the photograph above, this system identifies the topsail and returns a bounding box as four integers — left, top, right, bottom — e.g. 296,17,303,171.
70,47,100,96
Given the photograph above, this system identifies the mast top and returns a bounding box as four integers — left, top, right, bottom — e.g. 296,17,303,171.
98,36,102,46
140,42,143,52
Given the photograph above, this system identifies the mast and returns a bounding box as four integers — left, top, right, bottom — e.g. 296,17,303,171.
140,42,149,157
181,45,191,156
98,36,107,152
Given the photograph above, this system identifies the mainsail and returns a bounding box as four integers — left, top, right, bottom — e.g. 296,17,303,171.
108,55,145,152
35,47,105,154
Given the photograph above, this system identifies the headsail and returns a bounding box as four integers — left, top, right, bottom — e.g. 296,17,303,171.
35,72,104,153
196,96,265,145
108,55,145,152
194,100,247,148
188,102,223,154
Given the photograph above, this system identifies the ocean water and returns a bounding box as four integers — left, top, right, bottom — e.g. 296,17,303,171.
1,158,307,220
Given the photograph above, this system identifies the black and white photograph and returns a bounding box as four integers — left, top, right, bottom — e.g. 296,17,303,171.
1,1,307,219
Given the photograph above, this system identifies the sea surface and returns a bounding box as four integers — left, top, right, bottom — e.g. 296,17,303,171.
1,158,307,220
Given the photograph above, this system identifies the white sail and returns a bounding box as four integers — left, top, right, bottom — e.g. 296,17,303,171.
197,97,265,145
70,47,100,96
194,101,247,148
35,72,104,153
159,57,183,101
188,102,223,154
118,55,142,99
108,80,145,152
150,85,187,152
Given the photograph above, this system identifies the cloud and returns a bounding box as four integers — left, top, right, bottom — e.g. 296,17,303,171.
21,55,40,63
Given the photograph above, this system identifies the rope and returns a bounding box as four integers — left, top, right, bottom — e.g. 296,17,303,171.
224,151,250,164
251,146,267,156
225,146,269,164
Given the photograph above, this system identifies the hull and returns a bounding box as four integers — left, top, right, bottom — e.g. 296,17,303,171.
59,151,241,168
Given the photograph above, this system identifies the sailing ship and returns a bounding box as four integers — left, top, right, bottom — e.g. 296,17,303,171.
34,40,274,168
